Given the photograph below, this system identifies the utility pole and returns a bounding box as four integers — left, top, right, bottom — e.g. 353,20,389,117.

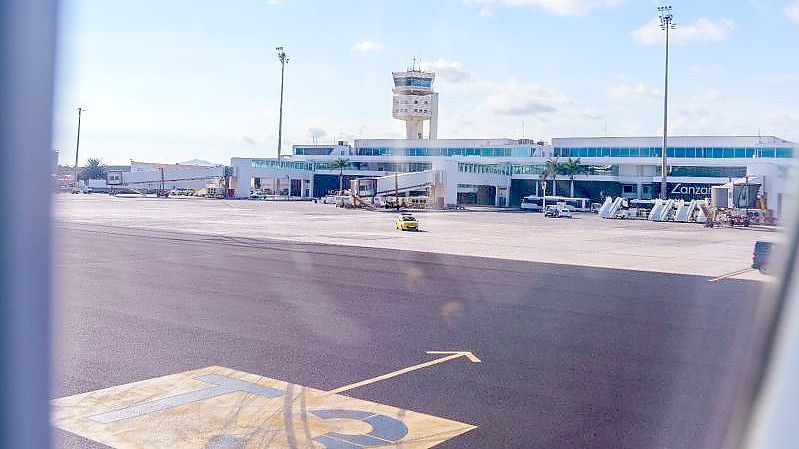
658,6,675,199
276,47,289,160
73,107,84,191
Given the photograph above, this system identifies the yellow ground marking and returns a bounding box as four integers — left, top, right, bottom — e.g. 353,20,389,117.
708,267,755,282
52,365,476,449
326,351,481,396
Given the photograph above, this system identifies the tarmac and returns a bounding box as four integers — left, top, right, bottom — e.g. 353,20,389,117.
52,195,775,448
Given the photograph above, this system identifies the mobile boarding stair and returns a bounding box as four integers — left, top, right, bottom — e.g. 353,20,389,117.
674,200,701,222
599,197,624,219
650,199,676,222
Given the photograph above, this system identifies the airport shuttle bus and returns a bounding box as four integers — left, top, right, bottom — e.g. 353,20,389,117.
521,196,592,212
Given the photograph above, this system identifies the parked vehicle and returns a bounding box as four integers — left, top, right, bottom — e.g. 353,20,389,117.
332,195,353,207
522,196,591,212
320,195,337,204
752,240,775,274
544,206,559,218
544,206,573,218
206,186,226,199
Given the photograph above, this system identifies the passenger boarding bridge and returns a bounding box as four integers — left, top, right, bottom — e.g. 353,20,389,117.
107,165,226,193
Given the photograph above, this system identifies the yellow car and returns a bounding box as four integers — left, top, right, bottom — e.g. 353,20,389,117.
395,213,419,231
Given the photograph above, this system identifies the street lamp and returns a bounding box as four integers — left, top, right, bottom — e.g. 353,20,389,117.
276,47,289,160
658,6,676,199
73,107,85,191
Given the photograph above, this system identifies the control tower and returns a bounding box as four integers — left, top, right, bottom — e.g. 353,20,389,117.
392,64,438,140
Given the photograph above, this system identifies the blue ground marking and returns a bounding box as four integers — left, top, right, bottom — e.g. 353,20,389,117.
311,409,409,448
88,374,284,424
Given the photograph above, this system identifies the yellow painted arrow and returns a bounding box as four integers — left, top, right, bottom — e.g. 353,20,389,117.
327,351,481,395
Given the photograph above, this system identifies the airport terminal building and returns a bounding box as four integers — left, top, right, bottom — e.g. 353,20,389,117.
227,66,798,216
229,135,797,215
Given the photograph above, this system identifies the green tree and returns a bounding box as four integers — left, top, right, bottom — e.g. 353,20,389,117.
558,157,588,197
539,157,560,197
331,158,350,193
81,158,107,180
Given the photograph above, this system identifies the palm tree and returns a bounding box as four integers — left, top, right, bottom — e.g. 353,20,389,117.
538,158,559,209
542,158,560,196
331,158,350,193
81,158,107,180
559,157,587,197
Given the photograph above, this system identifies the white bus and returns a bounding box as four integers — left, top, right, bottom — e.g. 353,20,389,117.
521,196,592,212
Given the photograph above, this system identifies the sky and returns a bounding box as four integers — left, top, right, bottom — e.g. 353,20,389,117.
53,0,799,165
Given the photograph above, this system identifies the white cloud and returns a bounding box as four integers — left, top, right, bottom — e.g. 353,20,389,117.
632,17,735,45
461,0,624,17
687,64,726,76
305,127,327,141
769,112,799,127
479,6,495,18
786,2,799,22
578,109,605,121
351,41,384,53
420,59,474,83
478,82,566,116
606,82,662,101
266,0,284,6
669,107,714,135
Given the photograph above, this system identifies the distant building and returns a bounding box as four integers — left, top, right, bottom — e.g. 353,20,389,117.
130,160,222,172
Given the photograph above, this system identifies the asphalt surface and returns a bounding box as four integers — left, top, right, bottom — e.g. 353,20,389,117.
53,223,766,449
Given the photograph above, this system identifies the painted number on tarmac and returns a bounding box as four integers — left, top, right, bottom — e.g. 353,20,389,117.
52,366,475,449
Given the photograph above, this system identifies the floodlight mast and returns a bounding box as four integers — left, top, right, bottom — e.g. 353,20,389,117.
658,6,676,199
276,47,289,159
73,107,85,191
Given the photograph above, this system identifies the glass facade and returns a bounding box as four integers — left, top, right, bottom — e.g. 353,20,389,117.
668,166,747,178
379,162,432,172
353,145,796,159
356,147,517,157
294,147,334,156
394,77,433,88
251,159,315,170
554,146,794,158
511,165,546,175
458,163,512,176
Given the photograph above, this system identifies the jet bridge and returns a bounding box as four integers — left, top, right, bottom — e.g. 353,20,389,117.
350,170,443,197
107,166,225,190
349,170,443,208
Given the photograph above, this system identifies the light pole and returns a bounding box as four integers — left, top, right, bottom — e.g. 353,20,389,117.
658,6,675,199
73,107,84,191
276,47,289,160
